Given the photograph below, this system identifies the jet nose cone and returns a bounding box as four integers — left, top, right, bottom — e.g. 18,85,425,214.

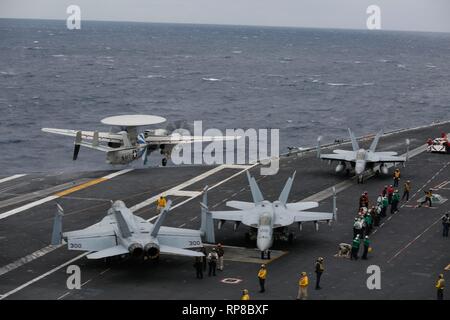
355,161,365,175
257,238,270,252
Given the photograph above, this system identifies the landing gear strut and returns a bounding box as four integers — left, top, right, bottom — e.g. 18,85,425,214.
357,175,364,184
261,250,271,260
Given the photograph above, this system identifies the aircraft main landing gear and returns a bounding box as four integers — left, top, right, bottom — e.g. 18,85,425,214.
288,232,294,244
162,158,168,166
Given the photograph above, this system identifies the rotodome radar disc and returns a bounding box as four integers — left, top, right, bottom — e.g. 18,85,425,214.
101,115,167,126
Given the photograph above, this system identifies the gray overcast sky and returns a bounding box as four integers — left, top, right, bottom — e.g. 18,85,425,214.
1,0,449,32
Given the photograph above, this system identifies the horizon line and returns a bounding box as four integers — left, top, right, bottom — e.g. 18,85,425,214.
1,17,449,35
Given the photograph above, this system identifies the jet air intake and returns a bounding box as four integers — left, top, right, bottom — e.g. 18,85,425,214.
335,162,345,173
144,243,160,259
128,243,144,257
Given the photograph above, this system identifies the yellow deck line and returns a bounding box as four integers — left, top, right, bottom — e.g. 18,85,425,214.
55,178,108,197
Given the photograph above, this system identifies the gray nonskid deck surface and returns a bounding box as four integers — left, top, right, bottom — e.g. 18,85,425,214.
0,122,449,300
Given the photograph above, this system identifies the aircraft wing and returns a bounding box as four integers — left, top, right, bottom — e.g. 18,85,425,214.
211,210,244,222
145,134,240,145
366,153,406,163
157,226,204,250
42,128,123,143
86,245,129,259
225,201,255,210
286,201,319,211
211,210,260,227
63,215,118,252
292,211,334,222
320,150,356,162
159,245,204,257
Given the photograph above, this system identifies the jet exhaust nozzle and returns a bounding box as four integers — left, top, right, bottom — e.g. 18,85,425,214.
144,243,160,259
128,243,144,257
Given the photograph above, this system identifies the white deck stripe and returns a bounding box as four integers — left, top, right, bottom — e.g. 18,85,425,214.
0,253,88,300
0,195,59,220
0,174,26,185
0,244,63,276
168,190,202,197
387,215,445,264
0,169,133,221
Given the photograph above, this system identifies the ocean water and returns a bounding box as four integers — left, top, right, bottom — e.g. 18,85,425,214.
1,19,449,174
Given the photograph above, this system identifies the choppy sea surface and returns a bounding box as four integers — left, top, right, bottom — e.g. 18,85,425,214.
1,19,449,174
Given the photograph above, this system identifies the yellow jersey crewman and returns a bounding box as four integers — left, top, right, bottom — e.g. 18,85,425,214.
241,289,250,300
156,195,167,213
436,274,445,300
297,272,309,300
258,264,267,293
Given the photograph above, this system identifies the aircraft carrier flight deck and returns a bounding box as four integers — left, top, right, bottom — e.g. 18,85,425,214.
0,121,449,300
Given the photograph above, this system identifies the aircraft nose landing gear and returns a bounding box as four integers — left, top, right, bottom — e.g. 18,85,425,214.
261,250,271,260
357,175,364,184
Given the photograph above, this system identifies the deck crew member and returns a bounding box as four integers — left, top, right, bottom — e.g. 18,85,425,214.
315,257,324,290
436,274,445,300
156,195,167,213
207,248,218,277
418,190,433,207
387,185,394,204
297,272,309,300
216,243,225,271
393,169,401,188
362,236,370,260
391,190,400,214
194,256,203,279
241,289,250,300
351,235,361,260
258,264,267,293
442,214,450,237
402,180,411,201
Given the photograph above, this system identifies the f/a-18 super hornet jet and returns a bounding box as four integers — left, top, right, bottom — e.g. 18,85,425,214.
42,115,239,166
200,172,337,259
51,200,215,260
318,128,408,183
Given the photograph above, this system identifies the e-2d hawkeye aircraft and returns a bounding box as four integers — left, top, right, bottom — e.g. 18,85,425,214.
318,128,408,183
200,171,337,259
51,200,215,260
42,115,239,166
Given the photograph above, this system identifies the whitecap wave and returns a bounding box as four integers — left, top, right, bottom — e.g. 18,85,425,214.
327,82,374,87
145,74,166,79
327,82,350,86
202,77,221,81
